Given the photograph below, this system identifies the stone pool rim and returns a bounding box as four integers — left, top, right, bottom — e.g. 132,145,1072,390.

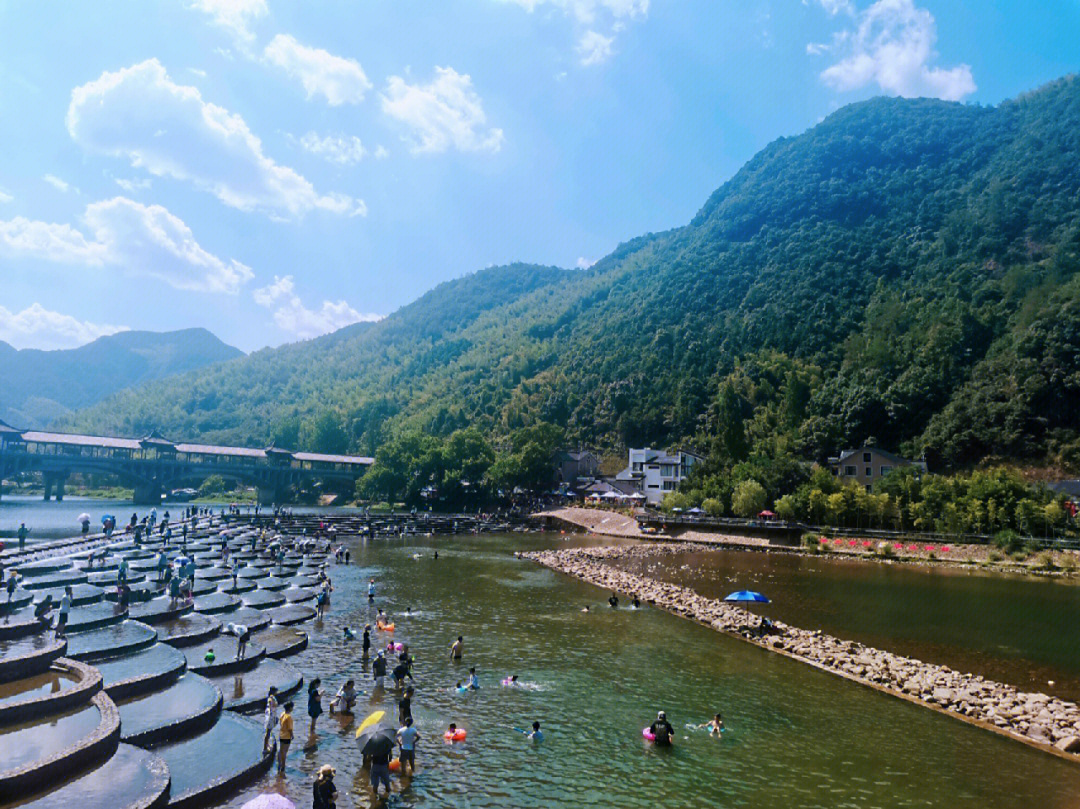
0,690,120,802
0,636,67,683
0,657,102,728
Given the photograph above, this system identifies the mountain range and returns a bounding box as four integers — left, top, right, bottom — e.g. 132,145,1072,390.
59,75,1080,473
1,329,243,429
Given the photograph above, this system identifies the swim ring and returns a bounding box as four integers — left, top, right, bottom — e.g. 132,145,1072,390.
387,642,404,652
389,758,401,772
444,728,467,741
501,677,516,686
642,727,655,741
377,622,395,632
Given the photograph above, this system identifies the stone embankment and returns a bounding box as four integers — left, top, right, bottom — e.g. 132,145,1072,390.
521,543,1080,761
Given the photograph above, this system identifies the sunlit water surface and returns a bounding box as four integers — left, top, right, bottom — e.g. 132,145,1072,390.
209,533,1080,808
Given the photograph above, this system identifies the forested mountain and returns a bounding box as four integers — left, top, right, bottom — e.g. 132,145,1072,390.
1,328,242,429
63,76,1080,474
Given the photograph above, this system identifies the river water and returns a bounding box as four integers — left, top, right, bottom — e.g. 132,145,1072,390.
607,547,1080,703
217,532,1080,809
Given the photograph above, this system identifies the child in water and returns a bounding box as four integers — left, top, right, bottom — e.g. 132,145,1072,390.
706,713,725,735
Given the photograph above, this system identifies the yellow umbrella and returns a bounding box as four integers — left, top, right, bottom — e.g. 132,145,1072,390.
355,710,386,738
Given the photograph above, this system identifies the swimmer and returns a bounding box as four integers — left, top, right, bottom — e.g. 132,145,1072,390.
608,593,619,608
450,635,463,660
455,681,467,693
466,667,479,690
343,626,355,641
503,675,519,687
368,578,376,601
648,711,674,747
581,605,590,613
705,713,725,735
527,721,543,742
632,596,641,608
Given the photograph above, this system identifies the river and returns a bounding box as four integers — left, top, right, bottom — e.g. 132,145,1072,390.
605,546,1080,703
214,531,1080,808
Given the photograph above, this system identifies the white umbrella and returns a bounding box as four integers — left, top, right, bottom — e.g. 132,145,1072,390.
77,513,91,523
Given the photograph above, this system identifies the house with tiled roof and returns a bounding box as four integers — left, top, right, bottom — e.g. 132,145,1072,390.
827,446,926,491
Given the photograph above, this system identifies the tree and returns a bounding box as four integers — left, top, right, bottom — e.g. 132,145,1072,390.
306,411,349,455
732,479,767,517
774,494,796,520
198,474,227,496
702,497,723,516
270,416,302,450
714,382,749,463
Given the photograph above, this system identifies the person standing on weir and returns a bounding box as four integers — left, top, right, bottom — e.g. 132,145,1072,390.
17,522,29,551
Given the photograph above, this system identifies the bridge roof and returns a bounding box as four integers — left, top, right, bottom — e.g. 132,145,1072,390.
174,442,266,458
11,429,373,467
294,451,374,466
21,430,143,449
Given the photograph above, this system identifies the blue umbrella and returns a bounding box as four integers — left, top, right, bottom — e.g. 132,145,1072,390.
724,590,770,603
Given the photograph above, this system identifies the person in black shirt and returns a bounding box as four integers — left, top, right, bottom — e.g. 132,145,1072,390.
649,711,675,747
608,593,619,608
372,652,387,688
362,625,371,659
398,686,413,724
313,764,337,809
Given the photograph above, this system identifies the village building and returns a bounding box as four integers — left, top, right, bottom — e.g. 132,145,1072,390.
827,446,926,491
616,447,705,505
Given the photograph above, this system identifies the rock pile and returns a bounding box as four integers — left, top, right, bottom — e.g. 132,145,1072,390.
521,543,1080,759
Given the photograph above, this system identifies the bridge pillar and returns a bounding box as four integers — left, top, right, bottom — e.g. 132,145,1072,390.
134,481,163,505
258,485,289,505
54,475,66,502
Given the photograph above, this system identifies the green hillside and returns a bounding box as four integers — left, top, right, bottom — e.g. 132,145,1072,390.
2,328,243,429
62,76,1080,475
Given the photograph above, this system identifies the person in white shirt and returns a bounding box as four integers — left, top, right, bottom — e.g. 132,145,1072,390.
397,717,419,774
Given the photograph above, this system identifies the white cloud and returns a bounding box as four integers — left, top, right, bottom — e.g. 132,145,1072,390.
263,34,372,106
373,145,390,160
0,189,12,204
814,0,975,101
189,0,267,44
381,67,504,155
498,0,648,24
497,0,647,65
115,177,152,193
293,132,367,165
67,59,364,219
0,303,128,351
43,174,71,193
575,256,596,269
253,274,382,339
0,197,254,294
0,217,103,264
188,68,208,78
809,0,854,15
577,30,614,65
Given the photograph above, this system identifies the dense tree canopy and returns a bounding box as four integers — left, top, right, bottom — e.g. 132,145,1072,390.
62,76,1080,481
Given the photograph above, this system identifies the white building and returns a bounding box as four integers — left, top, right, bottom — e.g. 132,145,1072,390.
616,447,704,505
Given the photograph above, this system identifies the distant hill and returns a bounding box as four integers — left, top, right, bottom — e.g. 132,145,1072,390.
62,76,1080,472
1,329,243,429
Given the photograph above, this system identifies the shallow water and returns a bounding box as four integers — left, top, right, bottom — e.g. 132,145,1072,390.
606,547,1080,701
117,674,220,739
0,703,102,771
8,743,168,809
0,670,78,707
211,533,1080,809
95,643,185,689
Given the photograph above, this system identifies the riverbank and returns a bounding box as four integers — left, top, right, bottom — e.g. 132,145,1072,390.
521,542,1080,763
536,506,1080,578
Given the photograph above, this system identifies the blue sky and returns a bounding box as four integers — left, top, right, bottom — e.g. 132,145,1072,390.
0,0,1077,352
